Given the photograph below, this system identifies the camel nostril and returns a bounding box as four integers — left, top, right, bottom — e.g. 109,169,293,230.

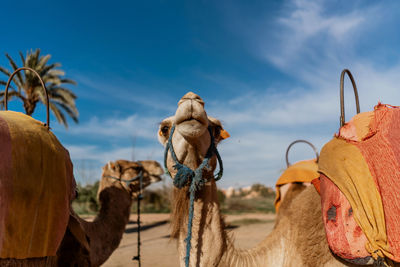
196,99,204,107
179,92,204,107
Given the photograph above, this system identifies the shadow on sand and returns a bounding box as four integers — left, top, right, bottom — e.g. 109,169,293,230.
125,220,169,233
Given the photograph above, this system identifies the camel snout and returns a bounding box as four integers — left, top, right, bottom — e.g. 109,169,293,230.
174,92,208,130
178,92,204,107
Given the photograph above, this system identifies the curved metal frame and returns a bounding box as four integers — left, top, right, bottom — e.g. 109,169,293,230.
4,67,50,129
286,139,319,167
340,69,360,127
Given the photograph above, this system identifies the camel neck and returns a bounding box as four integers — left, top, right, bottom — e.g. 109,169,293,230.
79,186,132,266
219,229,285,266
174,178,226,267
174,177,287,267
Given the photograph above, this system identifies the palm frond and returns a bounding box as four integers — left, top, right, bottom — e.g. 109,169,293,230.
49,99,78,117
46,90,78,116
34,85,46,104
0,66,11,77
47,69,65,77
19,51,25,65
47,89,77,104
59,78,77,85
0,80,15,90
5,53,24,86
43,76,62,85
33,49,40,66
48,86,77,99
36,54,51,72
49,102,67,127
0,66,23,88
40,63,61,76
0,90,25,109
53,101,79,123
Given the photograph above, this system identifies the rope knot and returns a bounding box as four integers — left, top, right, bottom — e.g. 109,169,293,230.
191,168,206,192
173,163,195,188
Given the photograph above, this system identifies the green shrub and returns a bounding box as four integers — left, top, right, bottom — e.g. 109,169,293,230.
73,181,99,215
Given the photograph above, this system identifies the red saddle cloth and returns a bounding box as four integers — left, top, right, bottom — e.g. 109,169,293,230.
315,104,400,265
313,176,373,265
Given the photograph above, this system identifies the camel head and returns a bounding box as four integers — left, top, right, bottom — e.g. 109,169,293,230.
158,92,229,182
99,159,163,198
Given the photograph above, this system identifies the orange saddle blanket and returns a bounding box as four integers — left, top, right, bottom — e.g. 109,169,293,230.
0,111,76,259
315,104,400,264
274,159,319,212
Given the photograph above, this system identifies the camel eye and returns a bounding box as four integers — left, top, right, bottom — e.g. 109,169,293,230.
161,125,170,135
214,126,221,138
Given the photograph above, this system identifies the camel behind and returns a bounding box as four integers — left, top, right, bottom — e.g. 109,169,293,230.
274,159,318,212
275,139,319,212
0,111,76,259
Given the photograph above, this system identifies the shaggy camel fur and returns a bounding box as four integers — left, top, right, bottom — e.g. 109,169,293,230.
159,92,375,267
0,159,163,267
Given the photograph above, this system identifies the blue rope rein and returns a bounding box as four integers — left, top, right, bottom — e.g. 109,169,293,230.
164,125,223,267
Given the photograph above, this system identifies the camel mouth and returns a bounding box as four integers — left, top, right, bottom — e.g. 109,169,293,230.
183,117,200,123
175,115,207,126
179,119,204,127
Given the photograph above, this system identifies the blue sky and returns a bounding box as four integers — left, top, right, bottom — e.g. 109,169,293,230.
2,0,400,188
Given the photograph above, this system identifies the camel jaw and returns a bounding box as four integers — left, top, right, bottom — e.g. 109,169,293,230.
176,119,208,140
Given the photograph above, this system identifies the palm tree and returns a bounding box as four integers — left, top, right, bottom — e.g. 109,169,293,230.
0,49,78,128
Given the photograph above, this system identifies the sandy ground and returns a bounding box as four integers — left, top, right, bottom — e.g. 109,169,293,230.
103,213,275,267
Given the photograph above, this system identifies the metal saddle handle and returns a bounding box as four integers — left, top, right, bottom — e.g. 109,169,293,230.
3,67,50,129
286,140,319,167
340,69,360,127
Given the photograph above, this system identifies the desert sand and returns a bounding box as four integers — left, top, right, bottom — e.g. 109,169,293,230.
103,213,275,267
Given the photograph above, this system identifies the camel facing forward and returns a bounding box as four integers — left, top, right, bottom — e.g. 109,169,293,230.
159,92,361,267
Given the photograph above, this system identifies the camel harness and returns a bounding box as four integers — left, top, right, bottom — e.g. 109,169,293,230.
164,125,223,267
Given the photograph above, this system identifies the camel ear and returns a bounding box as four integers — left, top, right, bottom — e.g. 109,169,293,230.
107,161,114,170
220,129,230,140
108,161,121,172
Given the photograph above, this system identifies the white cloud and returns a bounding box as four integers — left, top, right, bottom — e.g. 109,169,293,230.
208,62,400,188
260,0,381,77
67,144,162,163
62,0,400,189
203,0,400,188
67,143,164,185
66,114,162,140
278,0,363,40
72,72,177,112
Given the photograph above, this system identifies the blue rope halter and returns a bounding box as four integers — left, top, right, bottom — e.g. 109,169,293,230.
103,168,144,189
164,125,223,267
